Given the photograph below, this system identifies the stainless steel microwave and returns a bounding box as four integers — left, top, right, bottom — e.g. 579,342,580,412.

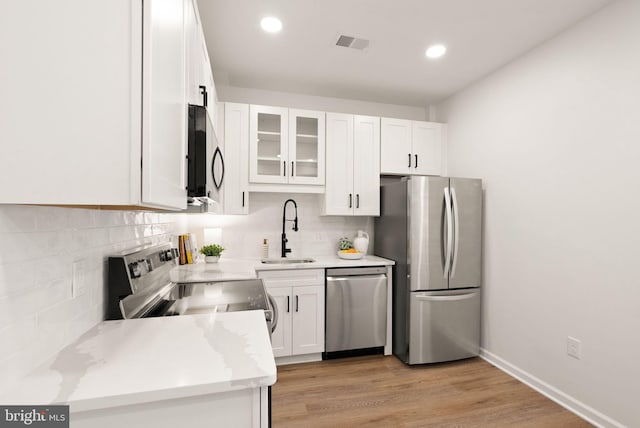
187,104,223,210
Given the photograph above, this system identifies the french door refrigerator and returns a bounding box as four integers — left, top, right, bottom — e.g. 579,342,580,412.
374,176,482,365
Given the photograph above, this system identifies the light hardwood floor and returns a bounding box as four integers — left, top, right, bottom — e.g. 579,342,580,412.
272,355,592,427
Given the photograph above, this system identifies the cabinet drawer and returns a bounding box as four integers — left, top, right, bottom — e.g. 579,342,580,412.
258,269,324,287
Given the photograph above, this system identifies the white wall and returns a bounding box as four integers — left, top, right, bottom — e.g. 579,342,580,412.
186,193,372,259
435,1,639,426
0,206,185,390
218,85,428,121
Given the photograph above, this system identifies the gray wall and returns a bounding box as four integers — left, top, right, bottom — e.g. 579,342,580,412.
435,1,639,426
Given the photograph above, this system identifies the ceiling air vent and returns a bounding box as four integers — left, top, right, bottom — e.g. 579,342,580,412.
335,35,369,50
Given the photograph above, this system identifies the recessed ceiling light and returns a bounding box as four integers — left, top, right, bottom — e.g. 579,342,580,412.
260,16,282,33
425,44,447,59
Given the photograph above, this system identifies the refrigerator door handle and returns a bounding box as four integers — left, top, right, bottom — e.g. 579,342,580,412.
415,292,477,302
443,187,453,279
451,186,460,278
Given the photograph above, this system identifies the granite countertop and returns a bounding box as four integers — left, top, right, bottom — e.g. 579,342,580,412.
170,255,395,283
1,311,276,413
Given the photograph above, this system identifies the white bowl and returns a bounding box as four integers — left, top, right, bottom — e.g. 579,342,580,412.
337,251,364,260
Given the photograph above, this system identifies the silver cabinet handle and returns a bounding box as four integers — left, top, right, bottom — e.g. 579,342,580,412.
283,161,286,176
242,191,245,207
286,295,290,313
356,194,360,208
291,161,294,177
295,295,299,312
349,193,353,208
408,153,411,168
451,186,460,278
443,187,453,279
414,154,418,169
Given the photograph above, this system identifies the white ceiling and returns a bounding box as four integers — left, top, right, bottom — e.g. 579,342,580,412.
198,0,613,107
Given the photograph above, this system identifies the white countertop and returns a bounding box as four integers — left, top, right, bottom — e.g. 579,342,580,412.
170,254,394,283
170,258,259,283
1,311,276,413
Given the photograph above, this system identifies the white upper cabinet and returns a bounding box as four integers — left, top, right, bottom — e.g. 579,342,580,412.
412,121,442,175
185,0,204,107
185,0,219,136
353,115,381,215
221,102,249,215
249,106,325,188
380,118,444,176
288,109,325,186
380,118,413,174
249,105,289,184
142,0,187,210
0,0,188,210
324,113,380,216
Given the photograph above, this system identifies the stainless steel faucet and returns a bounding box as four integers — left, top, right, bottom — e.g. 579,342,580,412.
281,199,298,257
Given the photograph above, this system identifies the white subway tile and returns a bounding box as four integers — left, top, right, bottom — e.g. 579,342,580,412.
67,208,97,229
0,262,36,298
35,206,70,231
0,206,38,233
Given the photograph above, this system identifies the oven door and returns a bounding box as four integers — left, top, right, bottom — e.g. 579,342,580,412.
266,293,278,340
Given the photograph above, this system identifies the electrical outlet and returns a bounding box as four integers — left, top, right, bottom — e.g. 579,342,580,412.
71,259,88,299
567,336,581,359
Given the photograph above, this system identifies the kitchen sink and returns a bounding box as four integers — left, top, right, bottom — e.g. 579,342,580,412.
260,258,315,264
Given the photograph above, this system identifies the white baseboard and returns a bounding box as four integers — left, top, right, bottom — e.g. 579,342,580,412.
480,348,624,428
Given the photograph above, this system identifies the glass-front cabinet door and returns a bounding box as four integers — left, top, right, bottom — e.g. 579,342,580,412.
249,105,325,186
249,105,288,184
289,109,325,186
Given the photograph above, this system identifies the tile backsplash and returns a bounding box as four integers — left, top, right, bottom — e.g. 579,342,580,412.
0,205,184,389
187,193,374,258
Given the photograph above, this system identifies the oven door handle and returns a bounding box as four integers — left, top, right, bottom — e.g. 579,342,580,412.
267,293,278,333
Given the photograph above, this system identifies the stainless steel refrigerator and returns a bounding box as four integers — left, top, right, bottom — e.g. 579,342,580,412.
374,176,482,365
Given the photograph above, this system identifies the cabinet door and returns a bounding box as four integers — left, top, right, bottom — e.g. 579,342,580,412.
412,121,442,176
249,105,288,184
353,115,380,216
380,117,412,175
142,0,187,210
292,285,325,355
222,103,249,214
289,109,325,185
324,113,354,215
266,286,292,358
185,0,204,106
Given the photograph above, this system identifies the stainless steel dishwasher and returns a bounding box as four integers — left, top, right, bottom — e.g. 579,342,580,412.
324,266,387,358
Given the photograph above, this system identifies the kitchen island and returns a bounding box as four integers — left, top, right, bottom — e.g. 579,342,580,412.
1,310,275,428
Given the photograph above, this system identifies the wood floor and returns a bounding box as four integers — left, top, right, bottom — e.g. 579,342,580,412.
272,355,592,427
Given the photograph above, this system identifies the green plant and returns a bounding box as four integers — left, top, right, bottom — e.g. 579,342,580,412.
337,237,354,251
200,244,224,257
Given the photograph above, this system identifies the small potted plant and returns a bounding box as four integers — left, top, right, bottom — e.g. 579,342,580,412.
200,244,224,263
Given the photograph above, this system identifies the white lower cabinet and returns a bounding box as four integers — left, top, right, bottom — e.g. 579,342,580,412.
72,387,268,428
259,269,325,360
